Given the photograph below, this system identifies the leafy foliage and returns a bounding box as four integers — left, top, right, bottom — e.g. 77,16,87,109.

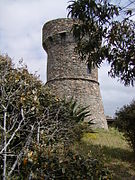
67,0,135,86
0,55,111,179
37,95,92,146
19,142,112,180
114,100,135,153
0,55,46,179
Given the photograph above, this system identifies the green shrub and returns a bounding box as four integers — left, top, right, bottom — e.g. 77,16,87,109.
0,55,92,178
19,142,112,180
114,100,135,153
0,55,111,179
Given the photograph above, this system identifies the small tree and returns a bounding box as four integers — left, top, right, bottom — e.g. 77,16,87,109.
114,100,135,153
0,55,96,179
0,55,44,179
67,0,135,86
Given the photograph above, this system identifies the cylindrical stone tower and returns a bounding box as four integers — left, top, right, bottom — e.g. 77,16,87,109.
42,18,108,129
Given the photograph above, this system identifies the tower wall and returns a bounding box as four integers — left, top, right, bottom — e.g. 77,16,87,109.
42,18,108,129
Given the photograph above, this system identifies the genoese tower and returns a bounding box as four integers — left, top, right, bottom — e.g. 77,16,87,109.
42,18,108,129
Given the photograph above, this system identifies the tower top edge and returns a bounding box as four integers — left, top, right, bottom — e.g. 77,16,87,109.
42,18,74,30
42,18,76,47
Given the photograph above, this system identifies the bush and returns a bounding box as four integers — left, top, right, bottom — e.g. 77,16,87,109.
0,56,91,177
0,55,111,179
114,100,135,153
19,142,112,180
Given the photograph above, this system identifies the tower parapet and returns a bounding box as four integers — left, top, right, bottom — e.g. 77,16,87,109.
42,18,108,129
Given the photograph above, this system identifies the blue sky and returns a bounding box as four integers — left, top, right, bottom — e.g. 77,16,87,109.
0,0,135,116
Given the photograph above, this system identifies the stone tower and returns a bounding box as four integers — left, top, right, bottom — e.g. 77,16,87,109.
42,18,108,129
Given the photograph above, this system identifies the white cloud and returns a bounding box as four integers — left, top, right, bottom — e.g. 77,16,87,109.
0,0,68,76
0,0,135,116
99,64,135,116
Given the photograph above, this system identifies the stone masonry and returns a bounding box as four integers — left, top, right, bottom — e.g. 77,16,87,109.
42,18,108,129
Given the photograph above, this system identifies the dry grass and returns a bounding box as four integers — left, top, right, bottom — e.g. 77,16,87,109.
78,128,135,179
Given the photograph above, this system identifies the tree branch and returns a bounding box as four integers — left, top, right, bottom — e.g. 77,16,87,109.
8,124,35,177
0,107,25,155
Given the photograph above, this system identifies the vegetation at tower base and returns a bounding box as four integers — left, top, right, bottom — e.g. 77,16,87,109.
67,0,135,86
114,100,135,154
0,55,111,179
19,142,112,180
